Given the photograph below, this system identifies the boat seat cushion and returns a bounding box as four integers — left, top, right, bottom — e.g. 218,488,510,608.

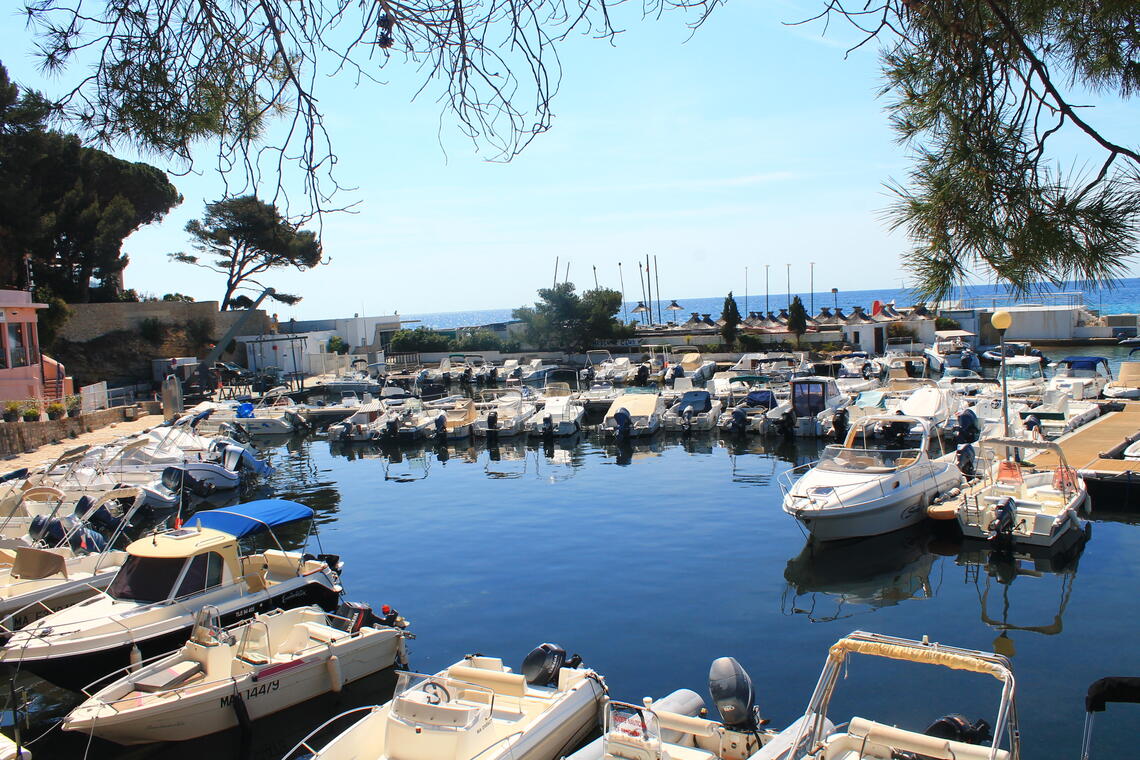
278,622,349,655
447,664,527,697
133,661,203,693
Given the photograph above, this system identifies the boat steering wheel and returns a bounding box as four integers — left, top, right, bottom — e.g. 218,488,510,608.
423,681,451,705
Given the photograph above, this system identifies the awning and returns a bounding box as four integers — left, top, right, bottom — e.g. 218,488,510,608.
194,499,314,537
935,329,975,338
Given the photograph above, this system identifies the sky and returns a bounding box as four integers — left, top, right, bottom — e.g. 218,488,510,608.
2,2,1136,320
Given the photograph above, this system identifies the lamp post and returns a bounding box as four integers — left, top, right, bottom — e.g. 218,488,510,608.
810,262,815,314
991,310,1013,437
764,264,770,313
831,288,838,310
786,263,791,309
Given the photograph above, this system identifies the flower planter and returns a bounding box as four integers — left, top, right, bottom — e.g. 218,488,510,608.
67,408,81,418
47,411,64,421
2,412,17,423
21,415,41,423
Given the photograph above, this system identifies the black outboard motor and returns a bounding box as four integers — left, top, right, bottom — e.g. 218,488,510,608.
332,601,374,633
779,409,796,438
434,413,447,439
708,656,761,730
487,410,499,436
634,364,649,386
832,407,849,441
988,496,1017,541
521,643,581,687
162,466,215,497
955,407,980,445
385,417,399,440
613,408,632,440
542,414,554,440
924,714,991,745
29,514,106,551
1023,414,1041,438
956,444,976,478
730,407,748,436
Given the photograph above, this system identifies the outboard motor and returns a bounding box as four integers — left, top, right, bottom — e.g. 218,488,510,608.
332,601,374,633
463,367,473,384
988,496,1017,541
708,656,760,730
613,408,632,440
434,413,447,439
161,466,215,497
831,407,849,441
521,643,581,687
385,417,399,439
487,410,499,435
956,444,977,478
924,714,991,745
634,364,650,386
955,407,980,445
29,514,106,552
730,406,748,436
542,414,554,439
779,409,796,438
682,406,694,434
1023,414,1042,439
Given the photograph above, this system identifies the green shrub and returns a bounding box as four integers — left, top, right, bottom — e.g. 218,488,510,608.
327,335,349,354
450,329,503,352
139,317,166,344
186,317,214,346
390,328,452,353
935,316,961,331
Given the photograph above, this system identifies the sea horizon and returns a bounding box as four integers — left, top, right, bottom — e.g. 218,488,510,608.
402,277,1140,330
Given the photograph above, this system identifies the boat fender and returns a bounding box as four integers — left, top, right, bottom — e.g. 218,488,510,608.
327,655,343,693
652,689,707,745
129,643,143,672
231,689,252,732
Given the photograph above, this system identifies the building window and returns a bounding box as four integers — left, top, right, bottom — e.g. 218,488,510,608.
852,331,861,346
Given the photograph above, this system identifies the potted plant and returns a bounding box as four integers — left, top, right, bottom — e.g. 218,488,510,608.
66,395,82,417
46,402,66,420
3,401,19,423
21,402,41,422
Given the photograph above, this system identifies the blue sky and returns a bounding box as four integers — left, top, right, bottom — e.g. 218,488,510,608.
2,2,1134,320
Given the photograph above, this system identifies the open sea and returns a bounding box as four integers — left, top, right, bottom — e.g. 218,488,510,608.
18,364,1140,759
404,278,1140,329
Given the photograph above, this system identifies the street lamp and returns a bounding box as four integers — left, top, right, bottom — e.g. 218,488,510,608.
786,263,791,309
765,264,770,313
991,310,1013,437
831,288,838,310
810,262,815,314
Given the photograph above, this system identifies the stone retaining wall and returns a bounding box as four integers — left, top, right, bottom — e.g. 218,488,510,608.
0,404,156,458
58,301,270,343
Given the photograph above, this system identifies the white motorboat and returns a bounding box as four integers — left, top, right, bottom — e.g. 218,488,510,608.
1018,391,1100,439
0,499,343,690
778,630,1021,760
1045,356,1112,400
393,398,448,441
520,358,555,384
997,356,1047,396
937,367,985,390
525,390,584,438
602,391,664,438
326,398,387,442
192,389,304,437
981,340,1047,365
567,661,828,760
313,358,382,395
1102,354,1140,399
603,357,633,383
579,350,616,384
63,602,410,745
938,437,1088,548
285,644,606,760
578,382,621,412
925,330,981,373
498,359,522,382
427,397,478,439
779,414,964,540
473,390,536,437
665,349,715,384
293,392,367,427
718,389,779,435
896,385,965,438
764,376,849,438
662,390,722,433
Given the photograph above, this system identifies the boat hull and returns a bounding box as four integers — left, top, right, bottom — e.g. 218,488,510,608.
5,580,341,690
789,493,931,541
68,632,404,745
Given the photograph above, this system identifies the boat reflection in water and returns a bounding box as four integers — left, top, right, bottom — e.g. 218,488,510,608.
950,526,1090,657
602,435,664,466
782,524,936,622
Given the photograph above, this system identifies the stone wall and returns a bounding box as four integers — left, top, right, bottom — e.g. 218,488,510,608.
58,301,270,343
0,403,157,458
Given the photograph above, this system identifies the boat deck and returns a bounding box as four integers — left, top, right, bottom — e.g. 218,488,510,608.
1032,402,1140,473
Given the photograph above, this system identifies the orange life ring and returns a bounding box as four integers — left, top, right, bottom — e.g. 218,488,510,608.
1053,466,1079,492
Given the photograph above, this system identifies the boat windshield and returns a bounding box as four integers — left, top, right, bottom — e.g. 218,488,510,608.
1006,364,1043,380
107,555,186,602
792,382,829,416
816,445,922,473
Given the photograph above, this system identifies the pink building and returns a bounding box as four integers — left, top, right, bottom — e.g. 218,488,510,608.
0,290,73,403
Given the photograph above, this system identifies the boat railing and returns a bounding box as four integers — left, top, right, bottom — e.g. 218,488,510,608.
281,704,378,759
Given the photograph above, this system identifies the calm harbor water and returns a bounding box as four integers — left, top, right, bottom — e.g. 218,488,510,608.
17,402,1139,758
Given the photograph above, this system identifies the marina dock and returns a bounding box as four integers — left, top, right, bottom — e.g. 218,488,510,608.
1032,402,1140,507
